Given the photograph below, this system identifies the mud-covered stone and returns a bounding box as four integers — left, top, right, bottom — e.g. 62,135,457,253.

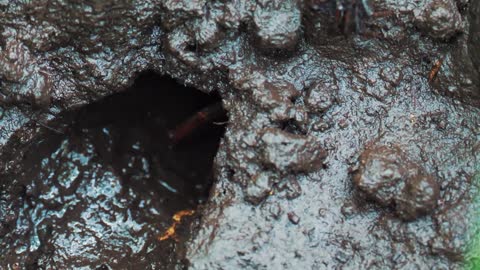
287,211,300,224
255,81,305,122
259,128,326,172
396,173,440,220
253,0,301,51
414,0,463,40
229,67,307,123
354,145,439,220
354,145,406,204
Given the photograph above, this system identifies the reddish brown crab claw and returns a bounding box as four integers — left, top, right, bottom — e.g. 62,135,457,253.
168,101,226,145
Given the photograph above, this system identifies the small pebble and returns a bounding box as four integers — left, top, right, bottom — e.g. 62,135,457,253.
288,212,300,224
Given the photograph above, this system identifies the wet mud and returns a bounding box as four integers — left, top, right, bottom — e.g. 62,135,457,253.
0,0,479,269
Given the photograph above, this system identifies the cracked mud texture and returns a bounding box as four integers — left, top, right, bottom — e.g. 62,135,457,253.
0,0,479,269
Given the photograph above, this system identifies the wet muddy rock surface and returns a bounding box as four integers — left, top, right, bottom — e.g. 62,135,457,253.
0,0,480,269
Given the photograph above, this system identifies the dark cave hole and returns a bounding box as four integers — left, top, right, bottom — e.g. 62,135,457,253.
74,72,227,207
0,72,227,268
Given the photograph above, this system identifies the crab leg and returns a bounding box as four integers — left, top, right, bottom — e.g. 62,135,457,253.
168,101,225,145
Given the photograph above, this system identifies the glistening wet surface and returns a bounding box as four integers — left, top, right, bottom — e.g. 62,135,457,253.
0,73,227,269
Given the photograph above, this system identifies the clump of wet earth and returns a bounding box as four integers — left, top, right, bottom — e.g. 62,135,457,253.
0,0,479,269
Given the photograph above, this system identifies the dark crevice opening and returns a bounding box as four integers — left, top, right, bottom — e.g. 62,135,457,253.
74,71,227,207
72,72,228,267
0,71,227,269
